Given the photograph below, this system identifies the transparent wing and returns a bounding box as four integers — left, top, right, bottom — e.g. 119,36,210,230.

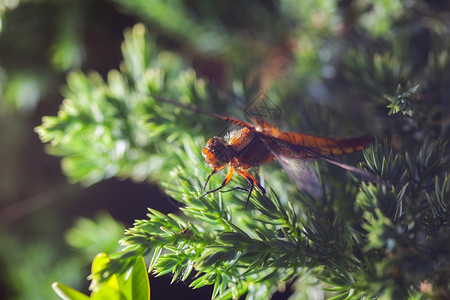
275,153,323,198
257,132,384,197
258,133,323,198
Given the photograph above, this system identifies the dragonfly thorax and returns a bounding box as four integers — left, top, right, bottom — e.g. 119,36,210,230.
202,137,231,169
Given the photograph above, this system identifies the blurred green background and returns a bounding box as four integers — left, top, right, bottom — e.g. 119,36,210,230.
1,0,449,299
0,1,214,299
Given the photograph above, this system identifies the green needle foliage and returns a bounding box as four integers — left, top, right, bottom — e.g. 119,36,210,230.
37,2,449,299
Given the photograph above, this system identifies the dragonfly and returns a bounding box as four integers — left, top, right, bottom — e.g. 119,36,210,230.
151,94,380,208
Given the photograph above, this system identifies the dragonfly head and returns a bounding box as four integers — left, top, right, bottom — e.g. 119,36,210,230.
202,137,230,169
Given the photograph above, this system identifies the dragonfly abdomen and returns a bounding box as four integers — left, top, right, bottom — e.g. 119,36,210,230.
279,132,373,156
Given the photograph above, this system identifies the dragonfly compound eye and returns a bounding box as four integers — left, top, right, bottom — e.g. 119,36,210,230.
202,137,230,168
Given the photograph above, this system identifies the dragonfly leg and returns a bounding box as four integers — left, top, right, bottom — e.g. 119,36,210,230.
220,185,254,209
202,167,264,210
234,169,266,209
241,181,254,209
203,169,218,191
201,166,234,198
234,169,266,194
221,186,249,193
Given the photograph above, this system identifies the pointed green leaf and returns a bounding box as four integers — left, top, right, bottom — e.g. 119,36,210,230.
52,282,90,300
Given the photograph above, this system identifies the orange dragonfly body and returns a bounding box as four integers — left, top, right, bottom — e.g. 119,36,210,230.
201,115,374,206
151,94,377,206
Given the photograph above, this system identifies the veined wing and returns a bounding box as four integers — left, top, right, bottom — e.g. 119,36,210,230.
271,131,381,184
274,152,323,198
255,131,382,192
255,132,323,198
256,120,373,156
150,94,256,130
